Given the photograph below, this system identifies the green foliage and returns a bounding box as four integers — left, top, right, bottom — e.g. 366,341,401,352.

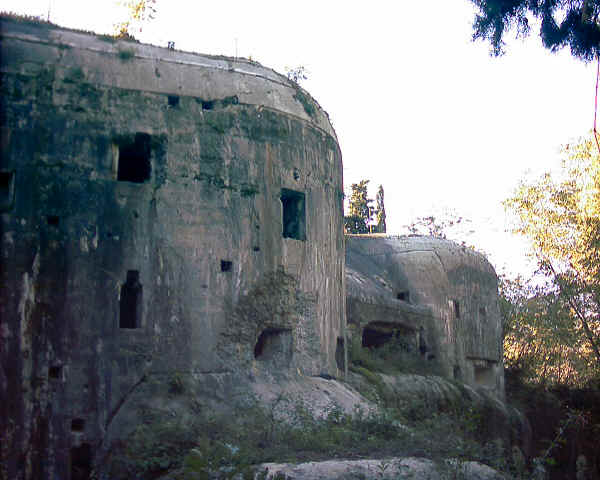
500,275,597,387
344,214,369,234
168,372,186,395
343,182,387,235
109,418,199,478
375,184,386,233
470,0,600,61
504,132,600,381
117,48,135,61
344,180,373,234
292,89,316,118
348,330,443,378
107,388,514,479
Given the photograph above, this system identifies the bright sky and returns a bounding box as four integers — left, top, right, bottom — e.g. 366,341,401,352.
3,0,596,276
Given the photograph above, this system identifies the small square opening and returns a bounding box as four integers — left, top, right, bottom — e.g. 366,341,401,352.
120,270,142,328
0,170,15,212
201,100,214,110
48,365,62,379
281,188,306,241
220,260,232,272
47,215,60,226
168,95,179,107
116,133,152,183
71,418,85,432
396,291,410,302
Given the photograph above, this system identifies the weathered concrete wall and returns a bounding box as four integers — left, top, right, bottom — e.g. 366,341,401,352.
0,17,344,480
346,236,504,397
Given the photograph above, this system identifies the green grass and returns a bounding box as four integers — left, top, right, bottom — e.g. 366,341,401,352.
106,392,515,479
106,338,524,478
117,48,135,61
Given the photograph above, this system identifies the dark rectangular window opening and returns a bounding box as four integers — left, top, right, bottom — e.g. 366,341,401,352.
0,170,15,212
47,215,60,226
71,418,85,432
168,95,180,107
220,260,232,272
71,443,92,480
201,100,214,110
335,337,345,372
451,299,460,318
479,306,487,317
281,188,306,241
396,291,410,302
48,365,62,379
117,133,152,183
119,270,142,328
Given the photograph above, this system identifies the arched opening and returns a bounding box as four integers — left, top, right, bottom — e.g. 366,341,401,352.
254,328,292,366
362,322,419,356
362,327,393,348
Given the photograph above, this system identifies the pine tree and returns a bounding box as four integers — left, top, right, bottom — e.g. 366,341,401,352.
470,0,600,61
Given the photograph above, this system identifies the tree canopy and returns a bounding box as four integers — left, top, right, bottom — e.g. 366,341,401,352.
404,212,471,240
470,0,600,61
343,181,388,234
344,180,373,234
504,133,600,385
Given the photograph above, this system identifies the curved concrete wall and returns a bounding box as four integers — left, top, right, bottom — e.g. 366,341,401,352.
346,236,504,397
0,18,344,479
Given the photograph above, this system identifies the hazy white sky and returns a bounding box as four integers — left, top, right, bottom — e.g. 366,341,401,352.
2,0,596,275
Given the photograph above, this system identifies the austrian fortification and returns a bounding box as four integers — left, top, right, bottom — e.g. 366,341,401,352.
1,17,508,480
0,17,345,480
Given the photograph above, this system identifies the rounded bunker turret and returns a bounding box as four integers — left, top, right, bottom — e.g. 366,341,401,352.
0,16,345,480
346,235,504,397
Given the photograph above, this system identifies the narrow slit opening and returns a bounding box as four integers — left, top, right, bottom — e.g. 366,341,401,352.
0,170,15,211
119,270,142,328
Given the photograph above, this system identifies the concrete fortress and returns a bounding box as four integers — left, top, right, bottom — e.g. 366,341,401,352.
346,236,505,395
0,17,345,479
0,16,508,480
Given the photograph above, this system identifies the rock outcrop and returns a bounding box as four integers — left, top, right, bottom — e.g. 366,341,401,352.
252,458,507,480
